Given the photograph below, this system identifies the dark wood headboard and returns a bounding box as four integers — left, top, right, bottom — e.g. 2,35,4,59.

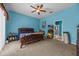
18,28,34,33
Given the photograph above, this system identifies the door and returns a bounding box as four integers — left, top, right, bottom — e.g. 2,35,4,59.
77,26,79,56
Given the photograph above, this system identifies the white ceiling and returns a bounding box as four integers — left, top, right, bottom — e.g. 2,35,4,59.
4,3,75,19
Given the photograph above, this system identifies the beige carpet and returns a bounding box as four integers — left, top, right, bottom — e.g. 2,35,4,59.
0,39,76,56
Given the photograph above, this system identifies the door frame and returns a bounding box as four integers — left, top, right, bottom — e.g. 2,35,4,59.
54,19,63,41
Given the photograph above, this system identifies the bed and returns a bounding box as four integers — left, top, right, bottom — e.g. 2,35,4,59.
18,28,44,48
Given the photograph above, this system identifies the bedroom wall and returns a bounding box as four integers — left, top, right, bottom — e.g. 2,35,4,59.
40,14,55,36
6,11,40,37
40,4,79,45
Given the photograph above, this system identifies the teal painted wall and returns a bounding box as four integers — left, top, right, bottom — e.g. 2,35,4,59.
40,4,79,45
40,15,55,36
6,11,40,37
6,4,79,45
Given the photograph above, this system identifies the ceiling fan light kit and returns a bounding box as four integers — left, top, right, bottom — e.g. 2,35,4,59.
30,4,46,15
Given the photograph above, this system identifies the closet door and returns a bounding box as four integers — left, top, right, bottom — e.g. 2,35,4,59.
0,8,5,51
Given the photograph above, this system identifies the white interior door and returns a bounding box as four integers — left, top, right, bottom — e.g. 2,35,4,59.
0,8,5,51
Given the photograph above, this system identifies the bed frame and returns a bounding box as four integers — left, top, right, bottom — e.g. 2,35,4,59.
18,28,44,48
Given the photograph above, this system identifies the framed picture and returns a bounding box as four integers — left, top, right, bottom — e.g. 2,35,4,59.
42,21,46,28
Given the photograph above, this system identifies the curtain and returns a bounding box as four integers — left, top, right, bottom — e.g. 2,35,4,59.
0,3,9,20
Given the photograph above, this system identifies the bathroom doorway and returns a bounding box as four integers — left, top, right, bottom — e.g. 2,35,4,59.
54,20,63,41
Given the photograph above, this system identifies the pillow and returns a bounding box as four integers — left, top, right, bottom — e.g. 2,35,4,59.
19,33,31,39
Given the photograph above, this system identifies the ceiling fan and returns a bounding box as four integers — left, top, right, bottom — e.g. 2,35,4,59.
30,4,46,15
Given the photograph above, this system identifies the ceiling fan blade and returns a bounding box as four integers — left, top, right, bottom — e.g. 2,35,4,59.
32,10,36,13
30,5,36,9
38,12,40,15
40,4,43,8
40,10,46,12
49,11,53,13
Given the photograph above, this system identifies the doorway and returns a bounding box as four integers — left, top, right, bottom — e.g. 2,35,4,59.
54,20,63,41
